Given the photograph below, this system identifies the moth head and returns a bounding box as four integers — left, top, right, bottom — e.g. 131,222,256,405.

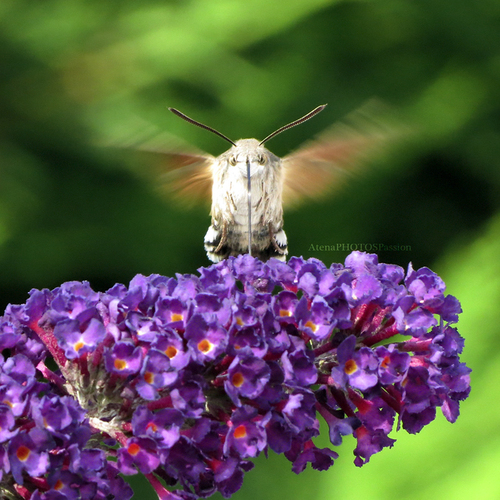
228,153,266,166
225,139,271,177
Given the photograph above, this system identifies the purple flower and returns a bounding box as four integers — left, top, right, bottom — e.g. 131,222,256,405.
331,335,379,391
68,446,105,475
282,390,319,438
272,290,300,323
289,443,338,473
296,296,336,341
170,378,206,418
319,408,358,447
224,406,269,458
136,349,177,400
225,355,271,405
53,317,106,359
0,355,36,417
117,436,161,474
184,314,228,364
131,406,183,449
354,425,396,467
31,395,87,441
104,341,143,376
280,345,317,387
405,264,446,306
0,251,470,500
155,297,191,329
374,345,410,385
0,405,16,443
8,428,52,484
152,329,191,370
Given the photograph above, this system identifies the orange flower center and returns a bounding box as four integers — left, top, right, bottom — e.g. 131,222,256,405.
198,339,213,354
114,359,127,371
128,443,141,456
16,445,30,462
232,372,245,387
305,320,318,332
165,345,178,358
234,425,247,439
344,359,358,375
74,340,85,352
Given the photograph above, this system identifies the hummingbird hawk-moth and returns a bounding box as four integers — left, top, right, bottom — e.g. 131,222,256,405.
144,103,395,262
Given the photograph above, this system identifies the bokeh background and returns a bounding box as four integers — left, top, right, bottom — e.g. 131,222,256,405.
1,0,499,498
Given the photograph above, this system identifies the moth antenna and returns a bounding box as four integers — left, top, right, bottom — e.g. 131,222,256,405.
169,108,237,147
246,158,252,257
259,104,328,145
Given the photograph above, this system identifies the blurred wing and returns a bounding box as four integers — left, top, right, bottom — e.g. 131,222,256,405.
100,120,215,206
282,101,403,207
143,148,215,205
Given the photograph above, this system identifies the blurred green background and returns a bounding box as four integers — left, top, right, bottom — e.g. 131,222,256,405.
1,0,499,498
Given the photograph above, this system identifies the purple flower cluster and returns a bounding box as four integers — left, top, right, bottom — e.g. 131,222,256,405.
0,252,471,499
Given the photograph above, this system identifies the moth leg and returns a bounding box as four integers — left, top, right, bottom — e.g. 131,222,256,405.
271,236,286,255
214,222,228,253
269,224,287,255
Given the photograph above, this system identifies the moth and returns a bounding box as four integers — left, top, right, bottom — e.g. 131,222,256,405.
142,103,395,262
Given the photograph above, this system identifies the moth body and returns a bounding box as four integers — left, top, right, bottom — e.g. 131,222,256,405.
205,139,287,262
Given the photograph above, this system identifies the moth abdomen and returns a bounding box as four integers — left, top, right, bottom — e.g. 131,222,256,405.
204,224,287,262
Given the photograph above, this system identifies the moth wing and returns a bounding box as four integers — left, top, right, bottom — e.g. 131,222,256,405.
282,101,403,208
100,121,215,206
146,148,215,205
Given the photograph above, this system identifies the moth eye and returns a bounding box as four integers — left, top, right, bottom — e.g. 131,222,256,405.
229,155,237,166
258,154,266,165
